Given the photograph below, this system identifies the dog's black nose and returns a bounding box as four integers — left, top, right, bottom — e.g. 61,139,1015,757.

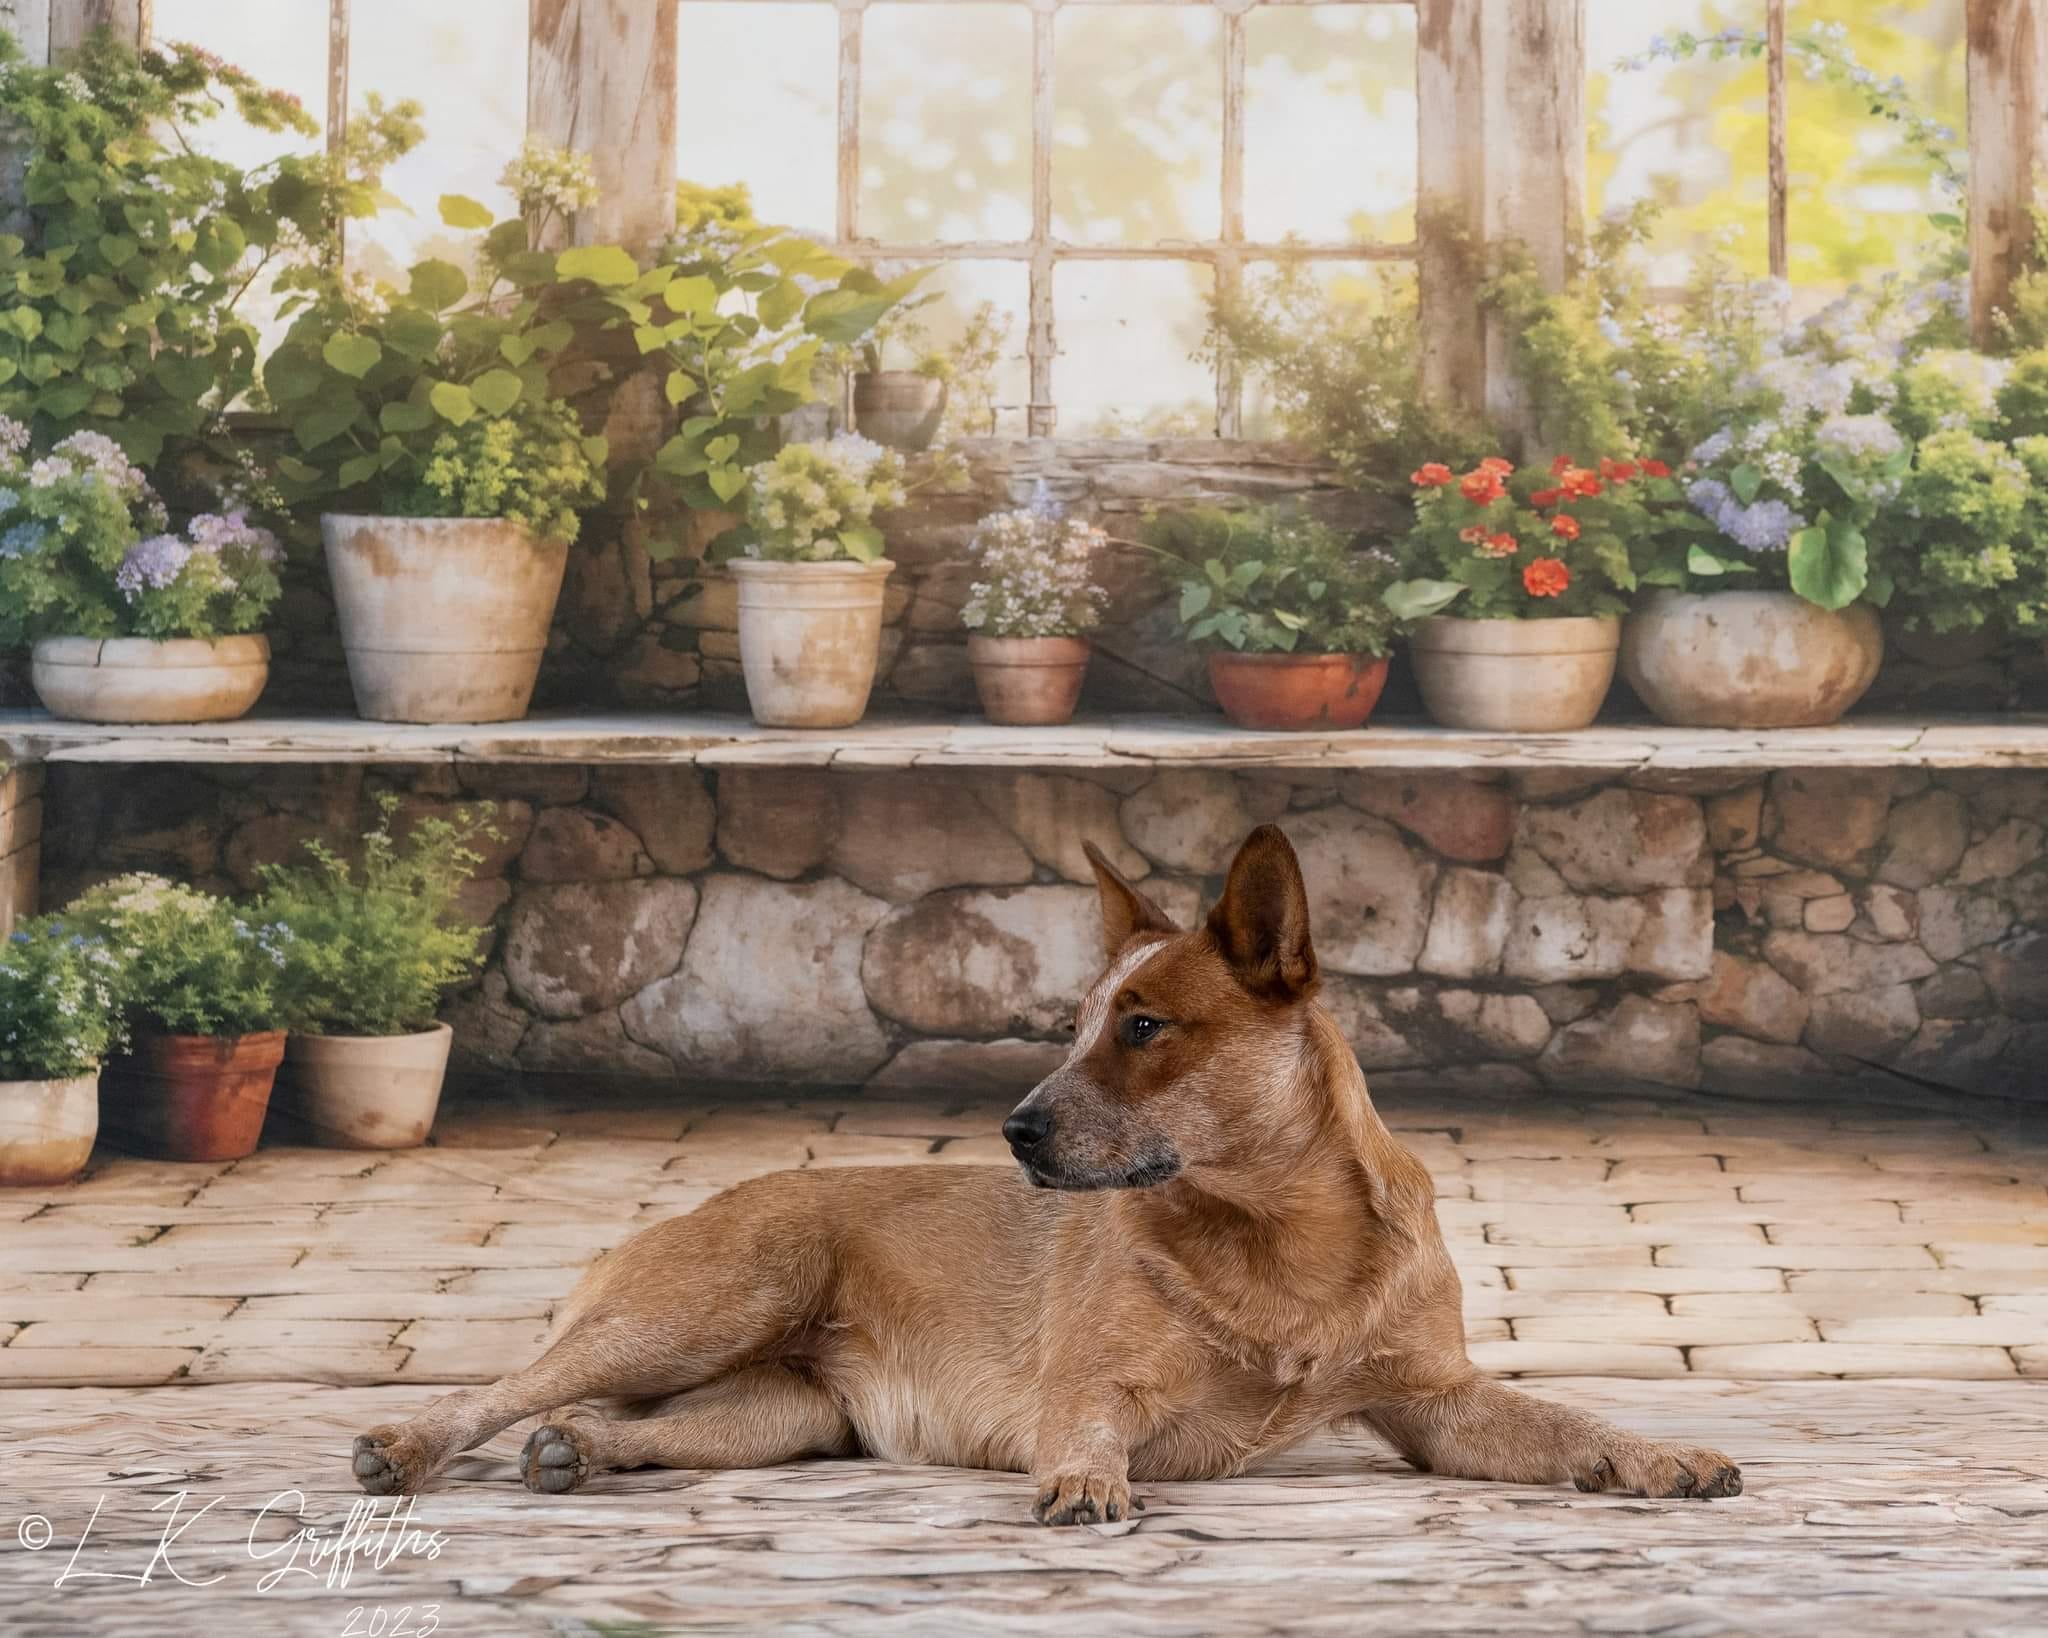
1003,1106,1053,1154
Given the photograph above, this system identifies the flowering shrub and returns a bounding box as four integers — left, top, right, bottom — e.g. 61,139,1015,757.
736,435,909,563
409,401,606,545
0,419,283,644
1877,430,2031,636
0,916,126,1081
65,876,294,1040
1387,456,1647,621
255,795,495,1038
499,137,602,242
1148,505,1401,656
959,487,1108,638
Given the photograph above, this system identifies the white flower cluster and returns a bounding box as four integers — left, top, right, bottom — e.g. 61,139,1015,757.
498,138,602,220
959,488,1108,639
744,435,909,561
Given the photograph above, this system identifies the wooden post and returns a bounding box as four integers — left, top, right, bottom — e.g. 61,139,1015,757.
1417,0,1586,440
2,1,53,64
1969,0,2048,347
47,0,144,54
1767,0,1788,284
0,766,42,937
527,0,679,253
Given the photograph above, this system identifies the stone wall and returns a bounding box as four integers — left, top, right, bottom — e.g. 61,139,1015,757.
41,759,2046,1100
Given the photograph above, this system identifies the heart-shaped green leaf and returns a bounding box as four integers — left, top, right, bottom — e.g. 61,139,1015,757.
438,193,495,230
471,368,523,416
1787,521,1867,611
704,434,740,463
707,464,747,503
665,274,719,316
1729,462,1763,504
1383,579,1468,621
429,380,477,425
837,524,884,562
498,334,536,367
321,332,382,379
407,258,468,311
557,244,641,288
338,452,383,488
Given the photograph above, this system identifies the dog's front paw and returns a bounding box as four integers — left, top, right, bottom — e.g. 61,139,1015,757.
520,1420,596,1495
352,1426,432,1496
1574,1442,1742,1500
1032,1469,1133,1526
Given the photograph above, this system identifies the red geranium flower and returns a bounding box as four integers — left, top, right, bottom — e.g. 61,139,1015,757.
1459,525,1488,544
1550,514,1581,540
1550,455,1574,476
1558,467,1603,499
1529,487,1562,508
1600,458,1638,483
1412,462,1455,487
1478,456,1515,476
1460,470,1506,506
1523,558,1571,598
1481,531,1519,558
1640,458,1671,479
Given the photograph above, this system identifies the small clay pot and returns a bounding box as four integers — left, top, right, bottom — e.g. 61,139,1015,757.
101,1031,287,1163
1207,651,1390,732
275,1023,453,1150
968,635,1091,726
0,1072,99,1186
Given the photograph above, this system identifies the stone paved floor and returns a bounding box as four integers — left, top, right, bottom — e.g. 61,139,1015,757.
4,1084,2046,1633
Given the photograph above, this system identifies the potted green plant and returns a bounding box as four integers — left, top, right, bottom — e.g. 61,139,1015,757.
257,796,494,1150
721,434,957,727
850,289,950,452
0,421,284,722
1150,504,1400,732
0,915,126,1187
66,876,295,1163
959,485,1108,725
1387,455,1642,732
265,172,613,724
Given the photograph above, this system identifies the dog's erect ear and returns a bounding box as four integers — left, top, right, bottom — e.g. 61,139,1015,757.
1207,824,1317,999
1084,840,1180,957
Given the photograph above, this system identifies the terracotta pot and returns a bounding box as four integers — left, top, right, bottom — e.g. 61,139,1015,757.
1409,616,1620,732
1622,590,1882,729
322,515,568,724
0,1071,98,1187
31,636,269,724
276,1023,452,1150
1207,651,1390,732
100,1031,287,1163
852,371,948,452
728,557,894,729
968,635,1091,725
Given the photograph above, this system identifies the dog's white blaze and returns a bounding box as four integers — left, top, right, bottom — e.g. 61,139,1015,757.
1069,939,1167,1060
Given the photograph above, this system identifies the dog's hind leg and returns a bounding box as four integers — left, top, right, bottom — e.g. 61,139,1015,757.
518,1362,857,1494
1356,1376,1743,1500
352,1185,834,1495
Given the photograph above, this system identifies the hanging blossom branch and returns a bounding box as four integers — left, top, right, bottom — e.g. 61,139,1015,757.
1616,20,1964,204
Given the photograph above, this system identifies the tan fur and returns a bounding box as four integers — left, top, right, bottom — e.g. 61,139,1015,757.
352,826,1742,1522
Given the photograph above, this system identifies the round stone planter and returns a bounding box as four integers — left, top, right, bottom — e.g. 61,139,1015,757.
1207,651,1390,733
852,371,948,452
31,636,269,724
0,1071,98,1187
968,635,1091,726
729,557,895,729
322,515,568,724
100,1031,287,1163
1621,590,1882,729
275,1023,453,1150
1409,616,1620,732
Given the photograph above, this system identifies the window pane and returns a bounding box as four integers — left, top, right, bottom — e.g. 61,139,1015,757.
1245,5,1416,244
1235,259,1412,441
1055,261,1215,438
154,0,329,163
879,260,1032,438
861,4,1031,243
677,3,838,238
346,0,528,286
1053,7,1220,246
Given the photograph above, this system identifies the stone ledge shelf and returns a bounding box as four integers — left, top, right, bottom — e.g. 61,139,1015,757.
2,710,2048,773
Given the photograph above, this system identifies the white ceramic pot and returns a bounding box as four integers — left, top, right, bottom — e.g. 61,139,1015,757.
1622,590,1883,729
32,636,269,724
278,1023,452,1150
0,1071,98,1186
322,515,568,724
1409,616,1620,732
729,557,894,729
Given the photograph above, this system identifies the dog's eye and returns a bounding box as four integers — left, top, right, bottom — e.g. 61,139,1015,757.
1120,1014,1165,1047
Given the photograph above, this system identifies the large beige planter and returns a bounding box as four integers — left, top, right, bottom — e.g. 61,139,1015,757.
1622,590,1883,728
0,1071,98,1186
32,636,268,724
1409,616,1620,732
968,635,1090,725
277,1024,452,1150
729,557,894,729
322,515,568,724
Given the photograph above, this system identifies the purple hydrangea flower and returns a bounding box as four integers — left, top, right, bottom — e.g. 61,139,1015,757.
115,534,193,600
0,521,43,559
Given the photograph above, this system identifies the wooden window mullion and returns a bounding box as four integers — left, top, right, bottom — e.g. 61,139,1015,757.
1028,0,1056,437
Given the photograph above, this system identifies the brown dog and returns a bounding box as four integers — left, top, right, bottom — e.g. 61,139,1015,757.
352,824,1741,1520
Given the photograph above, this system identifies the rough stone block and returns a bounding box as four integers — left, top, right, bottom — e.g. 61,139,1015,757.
861,884,1107,1039
503,879,697,1018
1699,951,1809,1046
1277,807,1437,977
1877,789,1971,888
828,774,1036,901
1119,772,1286,874
519,808,651,882
1502,895,1644,984
1343,773,1515,863
714,769,837,879
1537,997,1700,1089
1419,868,1513,978
1766,769,1894,870
1515,789,1708,893
1806,985,1921,1059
